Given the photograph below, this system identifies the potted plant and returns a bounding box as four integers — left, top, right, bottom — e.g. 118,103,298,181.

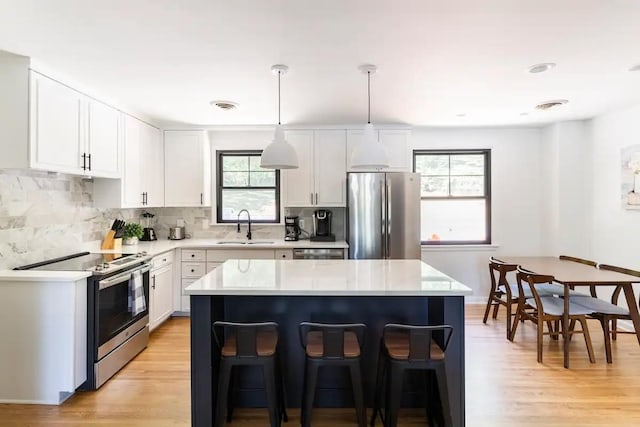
123,223,143,245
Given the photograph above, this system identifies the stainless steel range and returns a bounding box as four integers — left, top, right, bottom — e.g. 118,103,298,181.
15,251,152,389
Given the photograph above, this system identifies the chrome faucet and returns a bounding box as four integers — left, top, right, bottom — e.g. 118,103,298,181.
237,209,252,240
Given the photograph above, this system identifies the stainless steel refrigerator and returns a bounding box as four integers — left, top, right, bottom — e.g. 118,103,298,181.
347,172,421,259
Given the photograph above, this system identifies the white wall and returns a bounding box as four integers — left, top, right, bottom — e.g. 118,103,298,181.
409,127,545,300
586,104,640,269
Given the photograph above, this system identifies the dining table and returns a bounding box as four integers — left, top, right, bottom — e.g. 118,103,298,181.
500,256,640,368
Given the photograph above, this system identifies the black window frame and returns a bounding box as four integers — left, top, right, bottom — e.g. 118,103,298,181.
413,149,491,245
216,150,281,224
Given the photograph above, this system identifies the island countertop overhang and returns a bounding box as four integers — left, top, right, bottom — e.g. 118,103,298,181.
184,259,472,297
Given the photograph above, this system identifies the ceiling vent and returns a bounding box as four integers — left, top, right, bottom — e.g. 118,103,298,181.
535,99,568,110
210,100,238,110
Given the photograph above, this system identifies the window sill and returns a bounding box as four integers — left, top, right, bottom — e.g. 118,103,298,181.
421,244,499,252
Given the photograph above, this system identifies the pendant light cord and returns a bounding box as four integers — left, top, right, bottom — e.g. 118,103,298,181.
367,71,371,124
278,70,282,125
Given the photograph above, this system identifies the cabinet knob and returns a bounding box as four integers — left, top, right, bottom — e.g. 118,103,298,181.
162,258,166,262
191,254,195,257
191,269,195,273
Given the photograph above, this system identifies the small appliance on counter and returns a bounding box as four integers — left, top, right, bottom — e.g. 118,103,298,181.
311,209,335,242
140,211,157,241
284,216,301,241
169,226,186,240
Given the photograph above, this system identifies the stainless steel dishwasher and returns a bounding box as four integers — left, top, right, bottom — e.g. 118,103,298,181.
292,248,345,259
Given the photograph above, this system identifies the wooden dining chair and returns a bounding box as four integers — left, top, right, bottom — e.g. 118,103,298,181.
514,267,596,364
570,264,640,363
484,257,519,340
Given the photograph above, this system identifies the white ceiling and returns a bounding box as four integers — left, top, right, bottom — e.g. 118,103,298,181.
1,0,640,127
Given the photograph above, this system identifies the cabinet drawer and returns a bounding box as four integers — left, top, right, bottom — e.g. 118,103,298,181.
152,251,174,270
181,262,205,278
207,262,223,273
206,249,275,262
182,249,206,262
275,250,293,260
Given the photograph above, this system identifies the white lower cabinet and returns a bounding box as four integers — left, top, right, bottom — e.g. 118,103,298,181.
179,248,276,312
149,253,174,331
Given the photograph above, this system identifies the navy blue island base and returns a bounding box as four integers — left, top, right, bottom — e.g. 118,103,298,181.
189,294,466,426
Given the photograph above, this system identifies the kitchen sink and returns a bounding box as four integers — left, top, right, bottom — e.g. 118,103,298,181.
216,240,275,245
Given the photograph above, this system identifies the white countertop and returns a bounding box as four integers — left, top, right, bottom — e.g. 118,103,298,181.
103,238,348,256
184,259,472,296
0,239,348,281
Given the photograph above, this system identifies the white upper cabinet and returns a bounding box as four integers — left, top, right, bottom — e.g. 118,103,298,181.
94,114,163,208
0,51,121,177
346,129,410,172
164,130,211,207
282,131,315,207
29,72,84,174
87,99,120,178
29,72,121,178
282,130,346,207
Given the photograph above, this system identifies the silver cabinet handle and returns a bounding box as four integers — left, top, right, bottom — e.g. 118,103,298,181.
315,192,318,204
152,276,156,290
200,193,203,205
310,192,313,205
87,153,92,171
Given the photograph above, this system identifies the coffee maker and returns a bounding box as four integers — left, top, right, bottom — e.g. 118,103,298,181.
140,211,157,241
284,216,301,241
311,209,335,242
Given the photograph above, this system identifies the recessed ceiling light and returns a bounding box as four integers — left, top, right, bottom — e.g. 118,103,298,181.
209,100,238,110
456,113,467,117
520,112,529,116
535,99,568,110
629,64,640,72
528,63,556,74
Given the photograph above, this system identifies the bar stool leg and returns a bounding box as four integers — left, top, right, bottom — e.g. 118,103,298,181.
348,360,366,427
434,364,452,427
370,346,385,426
384,364,404,427
424,370,436,427
301,358,319,427
226,366,236,422
276,353,289,421
215,359,232,427
264,359,280,427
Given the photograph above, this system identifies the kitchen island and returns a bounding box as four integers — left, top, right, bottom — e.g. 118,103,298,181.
185,259,472,427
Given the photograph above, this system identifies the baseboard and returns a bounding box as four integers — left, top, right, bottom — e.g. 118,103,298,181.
465,297,486,304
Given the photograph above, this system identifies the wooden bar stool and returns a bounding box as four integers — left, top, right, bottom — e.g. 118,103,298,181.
298,322,367,427
370,324,454,427
212,321,288,427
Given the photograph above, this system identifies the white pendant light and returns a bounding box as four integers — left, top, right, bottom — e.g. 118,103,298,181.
260,64,298,169
350,64,389,169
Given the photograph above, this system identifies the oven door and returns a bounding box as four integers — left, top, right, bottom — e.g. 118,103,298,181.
95,263,150,360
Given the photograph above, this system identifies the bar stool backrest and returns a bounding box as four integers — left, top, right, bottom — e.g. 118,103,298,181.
383,324,453,361
299,322,366,359
212,321,278,358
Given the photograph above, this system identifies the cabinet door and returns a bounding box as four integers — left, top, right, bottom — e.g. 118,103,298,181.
281,130,314,207
314,130,347,206
378,130,409,171
87,100,120,178
164,130,210,207
142,124,164,207
122,115,144,207
30,73,84,174
150,265,173,330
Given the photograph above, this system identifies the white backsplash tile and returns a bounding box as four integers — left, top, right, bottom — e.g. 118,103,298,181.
0,169,347,270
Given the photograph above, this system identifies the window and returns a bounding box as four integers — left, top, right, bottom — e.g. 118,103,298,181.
216,151,280,223
413,150,491,244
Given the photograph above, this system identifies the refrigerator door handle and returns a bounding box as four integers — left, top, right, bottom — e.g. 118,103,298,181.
386,180,391,259
381,178,387,259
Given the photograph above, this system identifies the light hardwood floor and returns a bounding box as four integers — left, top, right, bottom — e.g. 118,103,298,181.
1,305,640,426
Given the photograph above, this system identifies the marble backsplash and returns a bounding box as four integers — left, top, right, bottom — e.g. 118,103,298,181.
0,170,141,270
0,169,347,270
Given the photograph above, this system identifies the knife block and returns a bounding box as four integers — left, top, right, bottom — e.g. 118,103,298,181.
101,230,116,250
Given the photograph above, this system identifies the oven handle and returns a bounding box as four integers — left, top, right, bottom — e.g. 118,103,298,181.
98,264,151,290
